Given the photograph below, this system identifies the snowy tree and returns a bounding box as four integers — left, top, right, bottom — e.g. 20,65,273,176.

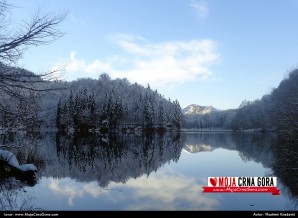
67,90,75,127
271,69,298,142
89,91,96,128
51,73,184,132
144,93,154,129
158,101,166,128
56,98,62,130
171,100,182,128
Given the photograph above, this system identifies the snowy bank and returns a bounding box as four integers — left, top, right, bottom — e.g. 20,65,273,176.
0,149,37,185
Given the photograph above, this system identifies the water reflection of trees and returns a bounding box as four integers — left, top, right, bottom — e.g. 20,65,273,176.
182,132,276,168
0,131,183,209
182,132,236,152
0,131,47,172
272,140,298,208
0,180,36,211
232,133,277,168
182,132,298,208
1,131,298,209
53,132,183,187
0,132,44,210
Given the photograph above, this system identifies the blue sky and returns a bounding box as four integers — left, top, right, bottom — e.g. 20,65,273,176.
9,0,298,109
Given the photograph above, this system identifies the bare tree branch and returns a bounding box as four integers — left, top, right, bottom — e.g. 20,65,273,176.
0,0,67,130
0,3,66,63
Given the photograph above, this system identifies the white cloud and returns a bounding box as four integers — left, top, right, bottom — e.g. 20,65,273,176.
52,51,114,80
189,0,209,18
53,34,219,88
68,51,113,74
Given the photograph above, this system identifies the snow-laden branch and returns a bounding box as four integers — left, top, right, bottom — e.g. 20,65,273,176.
0,149,37,172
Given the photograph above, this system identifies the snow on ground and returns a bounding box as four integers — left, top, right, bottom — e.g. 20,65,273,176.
19,164,37,172
0,149,37,172
0,149,20,168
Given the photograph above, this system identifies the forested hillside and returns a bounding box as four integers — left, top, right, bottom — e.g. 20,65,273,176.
0,65,183,132
183,68,298,141
56,74,182,132
1,64,297,138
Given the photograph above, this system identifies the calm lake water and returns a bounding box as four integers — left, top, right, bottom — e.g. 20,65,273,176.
0,131,297,211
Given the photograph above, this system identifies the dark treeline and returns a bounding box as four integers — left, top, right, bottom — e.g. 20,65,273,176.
184,68,298,142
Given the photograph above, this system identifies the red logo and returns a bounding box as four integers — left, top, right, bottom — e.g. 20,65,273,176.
209,177,217,186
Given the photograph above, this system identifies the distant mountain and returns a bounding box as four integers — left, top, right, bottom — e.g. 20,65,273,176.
182,104,217,115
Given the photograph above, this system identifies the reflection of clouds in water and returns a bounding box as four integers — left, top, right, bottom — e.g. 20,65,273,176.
49,179,83,206
48,170,220,210
49,179,104,206
123,172,220,210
